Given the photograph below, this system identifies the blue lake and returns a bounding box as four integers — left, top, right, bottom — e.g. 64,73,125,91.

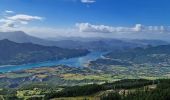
0,51,107,73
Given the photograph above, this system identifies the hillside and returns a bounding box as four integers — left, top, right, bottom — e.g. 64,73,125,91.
105,45,170,65
1,79,170,100
0,39,89,65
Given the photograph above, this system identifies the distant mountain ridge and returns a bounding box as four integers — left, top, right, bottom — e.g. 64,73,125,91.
0,31,57,46
0,31,169,51
0,39,89,65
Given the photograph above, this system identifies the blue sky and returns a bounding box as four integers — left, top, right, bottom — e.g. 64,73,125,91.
0,0,170,40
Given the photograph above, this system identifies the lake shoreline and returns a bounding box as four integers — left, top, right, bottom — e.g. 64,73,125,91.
0,51,108,73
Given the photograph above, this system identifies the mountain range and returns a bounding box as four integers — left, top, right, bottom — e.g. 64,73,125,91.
0,39,89,65
0,31,168,51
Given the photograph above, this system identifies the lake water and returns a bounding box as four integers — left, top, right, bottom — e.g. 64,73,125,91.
0,51,107,73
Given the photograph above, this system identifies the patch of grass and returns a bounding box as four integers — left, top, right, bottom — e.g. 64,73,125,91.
61,74,113,81
5,73,32,79
35,74,48,78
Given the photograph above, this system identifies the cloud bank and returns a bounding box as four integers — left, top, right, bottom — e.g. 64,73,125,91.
76,23,170,34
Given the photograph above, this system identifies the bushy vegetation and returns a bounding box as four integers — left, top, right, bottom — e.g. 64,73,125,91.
44,84,103,99
45,79,153,99
1,79,170,100
101,79,170,100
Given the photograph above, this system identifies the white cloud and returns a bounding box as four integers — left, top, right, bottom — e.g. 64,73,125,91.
0,11,43,30
7,14,42,21
81,0,96,3
76,23,170,34
0,19,15,28
76,23,114,33
5,10,15,14
133,24,143,32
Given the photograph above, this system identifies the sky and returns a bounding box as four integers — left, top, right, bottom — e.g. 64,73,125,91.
0,0,170,40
